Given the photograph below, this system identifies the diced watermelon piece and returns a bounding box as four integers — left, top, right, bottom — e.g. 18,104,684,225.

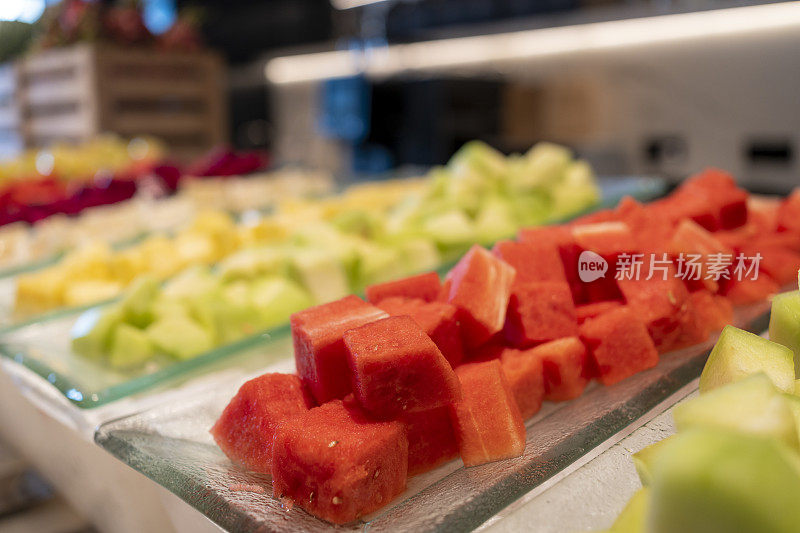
504,281,578,348
617,262,691,352
748,196,780,233
668,300,710,351
659,169,749,230
532,337,591,401
499,346,545,418
445,245,516,347
750,232,800,253
777,189,800,233
668,219,733,293
572,222,637,258
291,295,388,404
464,337,505,363
365,272,442,304
211,373,313,475
612,197,673,252
517,225,573,249
720,272,779,305
688,291,733,336
450,360,526,466
492,240,567,285
741,244,800,286
580,307,659,386
570,208,617,225
575,301,623,324
400,406,459,476
272,400,408,524
344,315,461,418
376,297,464,367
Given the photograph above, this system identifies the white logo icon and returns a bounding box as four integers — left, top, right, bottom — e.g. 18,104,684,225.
578,250,608,283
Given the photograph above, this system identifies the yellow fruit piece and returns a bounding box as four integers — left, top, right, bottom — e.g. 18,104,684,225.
63,280,123,307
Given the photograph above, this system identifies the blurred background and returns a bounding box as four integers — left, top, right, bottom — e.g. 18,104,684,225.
0,0,797,192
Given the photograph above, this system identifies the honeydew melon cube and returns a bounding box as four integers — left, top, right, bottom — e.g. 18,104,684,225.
606,487,650,533
119,276,160,328
396,238,441,274
769,290,800,374
146,315,213,360
217,248,289,282
699,326,794,393
352,243,406,288
251,277,313,329
647,429,800,533
448,140,507,181
63,280,123,307
422,210,475,249
632,436,675,487
71,305,125,360
150,296,190,321
673,373,799,451
289,249,349,304
108,323,154,370
163,266,217,300
519,142,572,188
474,197,517,244
508,191,552,227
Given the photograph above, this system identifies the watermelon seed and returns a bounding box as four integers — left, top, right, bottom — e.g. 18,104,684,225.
374,470,380,479
332,496,342,505
309,492,315,503
328,440,339,448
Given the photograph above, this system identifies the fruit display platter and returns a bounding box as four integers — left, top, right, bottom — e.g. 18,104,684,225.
0,176,667,408
94,303,770,532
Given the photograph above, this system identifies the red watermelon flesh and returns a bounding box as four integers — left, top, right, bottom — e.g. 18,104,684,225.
576,301,623,324
617,262,691,352
465,336,505,363
689,291,734,334
211,373,313,475
740,244,800,286
749,232,800,253
500,346,545,418
450,360,526,466
344,315,461,419
572,222,637,258
685,168,748,230
532,337,590,401
271,399,408,525
517,225,573,249
668,219,733,292
570,208,617,225
365,271,442,304
720,272,779,305
748,196,780,233
492,240,568,285
401,406,459,476
777,189,800,233
292,295,389,404
579,307,659,386
613,196,673,252
504,281,578,348
376,297,464,367
445,245,516,348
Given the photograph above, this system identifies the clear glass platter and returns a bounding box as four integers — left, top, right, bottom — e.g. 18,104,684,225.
0,177,668,408
95,303,770,532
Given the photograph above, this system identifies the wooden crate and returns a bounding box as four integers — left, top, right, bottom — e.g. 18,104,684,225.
0,64,23,159
17,43,227,161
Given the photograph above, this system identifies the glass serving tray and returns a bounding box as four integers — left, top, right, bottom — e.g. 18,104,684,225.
0,177,668,409
95,303,770,532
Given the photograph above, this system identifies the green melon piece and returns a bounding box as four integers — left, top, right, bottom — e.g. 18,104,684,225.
699,326,794,393
448,140,507,181
632,436,675,487
648,429,800,533
422,210,475,249
769,290,800,374
289,249,349,304
396,238,441,274
162,265,217,300
71,305,125,360
217,248,289,282
119,276,160,328
146,315,214,360
251,277,312,330
795,379,800,396
474,197,517,244
606,487,650,533
108,323,154,370
674,373,799,450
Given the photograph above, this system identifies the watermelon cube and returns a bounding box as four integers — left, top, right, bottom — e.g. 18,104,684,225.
465,337,504,363
576,301,623,324
748,196,780,233
571,222,637,258
400,406,459,476
720,273,779,305
570,208,617,225
450,360,526,466
291,295,388,404
689,291,733,335
613,197,674,253
272,400,408,524
504,281,578,348
580,307,659,386
344,315,461,418
492,240,567,285
617,262,691,352
211,373,313,475
532,337,590,401
517,225,573,249
777,189,800,233
741,244,800,286
375,297,464,367
668,219,733,292
445,245,516,347
499,346,545,418
365,271,442,304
